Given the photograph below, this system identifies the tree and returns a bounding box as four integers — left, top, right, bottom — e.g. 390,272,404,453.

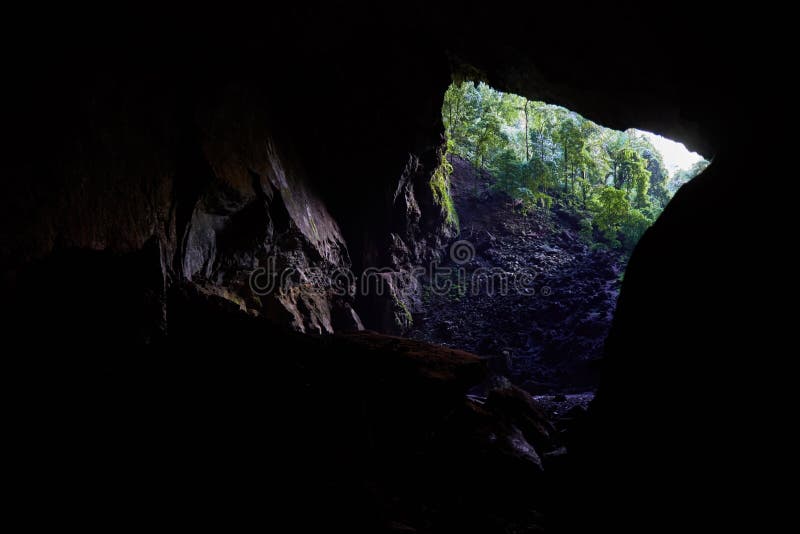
440,81,708,251
670,159,710,192
522,98,530,161
621,209,651,251
593,186,630,245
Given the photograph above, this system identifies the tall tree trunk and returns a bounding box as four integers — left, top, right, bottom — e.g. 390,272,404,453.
539,130,547,193
539,129,545,161
523,99,530,162
571,164,575,195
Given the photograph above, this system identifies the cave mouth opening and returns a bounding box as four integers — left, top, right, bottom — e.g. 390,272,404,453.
406,80,708,405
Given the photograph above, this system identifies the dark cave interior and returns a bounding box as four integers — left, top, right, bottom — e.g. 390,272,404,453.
1,4,777,533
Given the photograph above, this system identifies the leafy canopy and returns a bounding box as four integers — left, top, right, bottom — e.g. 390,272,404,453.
440,81,710,252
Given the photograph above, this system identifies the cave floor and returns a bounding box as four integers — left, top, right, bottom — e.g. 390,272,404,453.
408,157,623,394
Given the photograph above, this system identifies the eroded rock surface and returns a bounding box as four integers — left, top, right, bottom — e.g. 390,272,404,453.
409,156,622,393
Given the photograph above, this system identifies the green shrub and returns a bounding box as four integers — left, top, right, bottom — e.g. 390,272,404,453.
592,186,630,241
515,187,553,215
620,208,651,251
579,217,594,243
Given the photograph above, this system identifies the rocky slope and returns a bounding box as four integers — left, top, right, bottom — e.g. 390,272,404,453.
409,156,623,394
9,284,563,533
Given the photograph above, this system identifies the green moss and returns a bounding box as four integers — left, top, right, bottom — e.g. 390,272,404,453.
430,148,459,231
392,294,414,329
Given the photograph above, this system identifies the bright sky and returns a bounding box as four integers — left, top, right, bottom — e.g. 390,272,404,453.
635,130,705,174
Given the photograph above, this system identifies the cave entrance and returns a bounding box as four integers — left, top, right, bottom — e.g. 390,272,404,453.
407,81,708,403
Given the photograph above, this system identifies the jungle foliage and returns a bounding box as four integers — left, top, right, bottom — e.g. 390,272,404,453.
440,81,709,251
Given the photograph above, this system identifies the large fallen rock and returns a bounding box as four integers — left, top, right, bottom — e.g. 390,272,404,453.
7,286,559,532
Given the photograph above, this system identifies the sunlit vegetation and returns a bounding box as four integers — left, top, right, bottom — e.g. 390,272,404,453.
430,149,459,230
441,81,709,252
